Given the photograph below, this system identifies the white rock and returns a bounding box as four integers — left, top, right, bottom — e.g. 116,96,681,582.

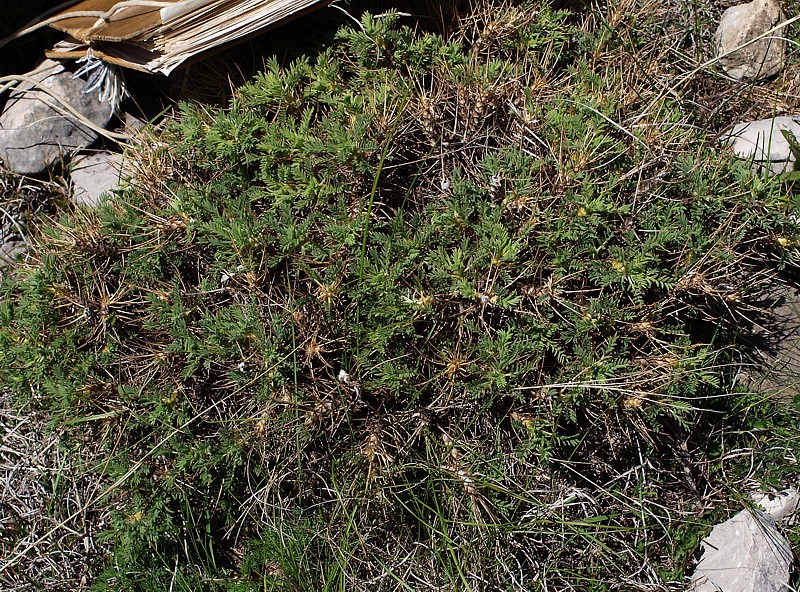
0,60,115,176
753,487,800,524
723,116,800,174
70,152,131,207
690,508,793,592
715,0,786,81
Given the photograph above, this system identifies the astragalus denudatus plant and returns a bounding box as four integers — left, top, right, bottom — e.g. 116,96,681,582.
2,2,800,590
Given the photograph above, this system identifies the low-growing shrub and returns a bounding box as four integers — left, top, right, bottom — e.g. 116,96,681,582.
2,3,799,590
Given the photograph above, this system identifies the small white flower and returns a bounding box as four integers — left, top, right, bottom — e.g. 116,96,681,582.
441,178,451,191
237,361,246,372
338,369,360,396
490,172,502,188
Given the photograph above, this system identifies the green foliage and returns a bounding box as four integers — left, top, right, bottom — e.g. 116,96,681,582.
2,3,800,590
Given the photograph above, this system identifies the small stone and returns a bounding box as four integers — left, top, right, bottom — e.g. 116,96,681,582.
740,281,800,396
0,205,28,271
0,59,115,176
723,116,800,175
70,152,131,207
0,237,26,269
690,508,794,592
715,0,786,81
753,487,800,524
123,112,147,134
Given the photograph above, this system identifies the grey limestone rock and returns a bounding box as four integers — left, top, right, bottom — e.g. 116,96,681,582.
123,111,147,134
0,210,27,273
754,487,800,523
0,236,26,269
0,60,115,175
723,116,800,175
70,152,131,207
690,506,793,591
690,488,798,592
715,0,786,81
